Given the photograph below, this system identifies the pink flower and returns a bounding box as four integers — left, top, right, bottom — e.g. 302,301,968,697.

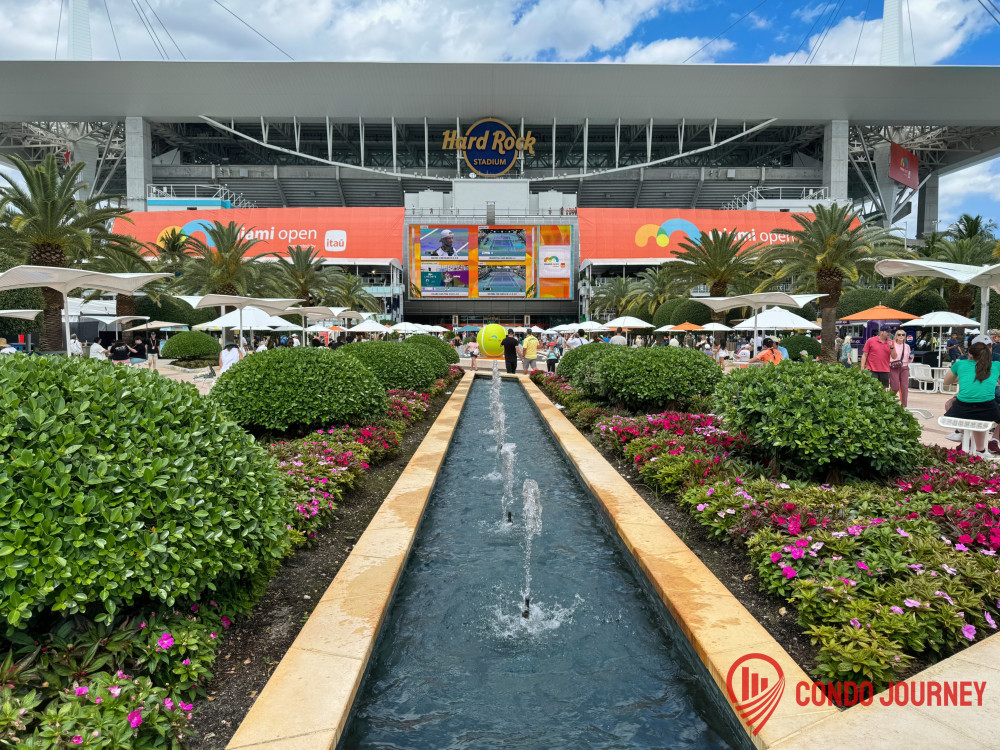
963,624,977,641
74,686,88,696
696,503,708,511
127,709,143,728
782,566,797,579
163,698,174,711
157,632,174,651
850,618,861,629
221,616,231,629
856,561,869,570
71,736,83,745
770,552,782,563
139,621,146,629
210,632,217,639
986,612,997,629
904,599,922,608
108,686,122,697
896,528,909,537
182,658,191,666
178,700,194,711
890,606,904,614
921,485,934,493
95,697,102,704
191,605,198,612
795,538,809,548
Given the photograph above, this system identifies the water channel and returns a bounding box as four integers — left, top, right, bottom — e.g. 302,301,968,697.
340,376,747,749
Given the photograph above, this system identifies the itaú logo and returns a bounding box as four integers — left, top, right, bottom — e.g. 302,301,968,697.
324,230,347,252
726,653,785,736
634,218,701,249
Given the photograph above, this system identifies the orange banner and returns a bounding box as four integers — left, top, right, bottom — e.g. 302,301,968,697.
577,208,812,261
112,207,405,260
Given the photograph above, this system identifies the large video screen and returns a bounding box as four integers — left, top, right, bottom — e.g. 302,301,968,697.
408,224,572,299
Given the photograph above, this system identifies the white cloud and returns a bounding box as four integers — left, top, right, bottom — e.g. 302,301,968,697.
746,12,771,29
0,0,692,63
793,3,836,23
939,158,1000,226
769,0,990,65
599,36,734,64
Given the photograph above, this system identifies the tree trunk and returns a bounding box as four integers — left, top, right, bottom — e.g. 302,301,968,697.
29,242,68,351
116,294,135,317
816,268,843,363
709,281,727,322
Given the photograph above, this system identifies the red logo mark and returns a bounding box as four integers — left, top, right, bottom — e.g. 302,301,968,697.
726,653,785,736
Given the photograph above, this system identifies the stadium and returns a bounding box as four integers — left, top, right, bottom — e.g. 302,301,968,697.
2,34,999,327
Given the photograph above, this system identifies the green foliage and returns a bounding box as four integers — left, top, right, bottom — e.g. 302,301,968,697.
714,361,922,478
555,341,607,379
836,288,888,318
0,251,42,338
134,296,216,327
211,347,387,432
779,334,821,361
592,347,722,411
159,331,221,360
0,356,291,629
652,298,686,329
335,340,437,391
668,299,712,326
403,333,460,364
884,288,947,318
569,345,622,398
405,341,450,378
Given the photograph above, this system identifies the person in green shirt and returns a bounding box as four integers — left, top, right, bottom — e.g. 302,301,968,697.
942,341,1000,453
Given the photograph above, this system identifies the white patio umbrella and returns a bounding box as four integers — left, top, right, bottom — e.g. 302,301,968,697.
305,323,335,334
875,259,1000,333
0,267,170,355
733,306,820,331
189,295,303,347
285,305,344,341
0,309,42,320
126,320,189,332
511,326,527,333
577,321,608,332
424,325,449,332
529,325,546,332
389,322,426,334
194,307,277,331
700,322,733,332
603,316,654,330
907,310,981,362
349,318,390,334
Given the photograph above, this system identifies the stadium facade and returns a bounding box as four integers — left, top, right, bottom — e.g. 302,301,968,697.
1,60,999,326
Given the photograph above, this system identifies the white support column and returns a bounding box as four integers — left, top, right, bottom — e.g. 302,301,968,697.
391,116,397,173
582,118,589,175
551,118,556,177
67,0,92,60
359,116,365,167
424,117,429,176
125,116,151,213
646,118,653,164
822,120,849,202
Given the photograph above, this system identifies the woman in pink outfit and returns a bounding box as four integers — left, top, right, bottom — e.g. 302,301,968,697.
889,329,914,406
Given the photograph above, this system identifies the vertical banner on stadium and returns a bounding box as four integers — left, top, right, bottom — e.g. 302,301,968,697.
538,225,573,299
889,143,919,190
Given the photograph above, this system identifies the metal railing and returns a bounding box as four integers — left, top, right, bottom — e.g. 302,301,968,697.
147,184,256,209
405,207,577,218
721,185,829,211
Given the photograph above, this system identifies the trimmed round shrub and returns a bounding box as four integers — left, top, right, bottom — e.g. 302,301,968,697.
570,345,627,398
404,333,460,364
161,330,221,360
135,295,217,327
653,299,685,329
0,356,290,628
0,251,42,339
779,334,821,361
212,347,387,431
594,346,722,411
836,288,887,319
622,303,655,324
335,341,437,392
885,288,947,318
669,299,712,326
556,341,607,380
713,362,922,479
409,342,450,379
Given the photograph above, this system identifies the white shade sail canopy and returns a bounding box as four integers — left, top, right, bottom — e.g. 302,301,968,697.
700,322,733,331
875,259,1000,331
126,320,189,331
907,311,981,328
734,306,820,331
696,293,825,313
603,316,654,329
0,309,43,320
191,295,304,314
286,306,342,320
349,318,390,333
0,266,170,354
193,307,281,330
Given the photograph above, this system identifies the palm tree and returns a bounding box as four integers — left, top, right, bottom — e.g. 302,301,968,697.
756,203,904,362
624,265,676,315
930,237,994,316
327,274,380,312
673,229,762,298
949,213,997,242
590,277,634,319
264,245,344,305
155,228,191,277
177,221,264,296
88,239,160,317
0,153,131,350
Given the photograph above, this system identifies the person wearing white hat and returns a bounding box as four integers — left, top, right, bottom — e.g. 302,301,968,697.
0,338,15,354
291,334,301,347
434,229,456,257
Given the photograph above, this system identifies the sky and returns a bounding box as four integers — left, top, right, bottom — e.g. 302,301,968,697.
0,0,997,231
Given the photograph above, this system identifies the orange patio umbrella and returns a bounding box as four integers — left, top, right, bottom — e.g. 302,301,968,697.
838,305,918,322
669,321,704,331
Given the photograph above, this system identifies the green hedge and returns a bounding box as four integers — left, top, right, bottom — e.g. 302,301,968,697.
556,341,607,379
713,361,922,478
135,295,217,327
594,346,722,411
570,344,625,398
836,288,888,319
0,252,42,339
653,299,685,329
407,342,450,378
884,288,948,318
160,330,221,360
669,299,712,327
335,341,437,391
779,334,821,361
0,356,290,628
212,347,387,432
404,333,460,364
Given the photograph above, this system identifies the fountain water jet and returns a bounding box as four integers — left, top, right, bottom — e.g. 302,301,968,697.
520,478,542,618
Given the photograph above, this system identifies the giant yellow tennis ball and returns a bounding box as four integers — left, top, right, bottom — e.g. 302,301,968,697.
477,323,506,358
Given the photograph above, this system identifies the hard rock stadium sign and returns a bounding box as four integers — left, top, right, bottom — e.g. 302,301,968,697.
441,118,537,177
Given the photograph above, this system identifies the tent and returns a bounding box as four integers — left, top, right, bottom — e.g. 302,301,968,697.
0,266,170,355
390,322,427,334
194,307,278,331
700,322,733,332
733,307,820,331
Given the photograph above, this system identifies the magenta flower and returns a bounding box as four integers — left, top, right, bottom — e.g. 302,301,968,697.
221,616,231,629
904,599,922,608
850,618,861,629
856,561,869,571
163,698,174,711
770,552,782,563
157,632,174,651
178,700,194,711
95,697,102,704
71,736,83,745
182,658,191,666
896,528,909,537
127,709,143,728
782,566,797,579
696,503,708,511
963,624,977,641
890,606,904,614
986,612,997,629
210,632,217,639
74,686,88,696
108,686,122,697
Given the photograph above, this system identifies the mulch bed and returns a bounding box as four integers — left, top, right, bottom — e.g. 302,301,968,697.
183,385,459,750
